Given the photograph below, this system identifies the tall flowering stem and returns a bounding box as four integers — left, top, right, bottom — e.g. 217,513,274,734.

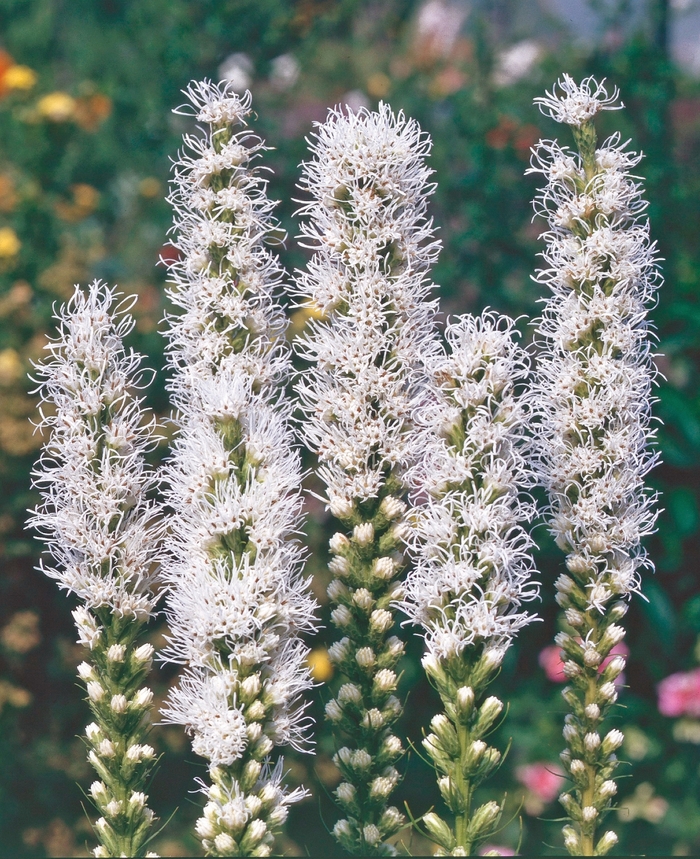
294,103,440,856
530,76,661,856
159,81,317,858
28,281,161,858
399,313,538,856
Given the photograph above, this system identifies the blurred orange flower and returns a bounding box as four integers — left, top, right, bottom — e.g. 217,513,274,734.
37,91,76,121
73,92,112,131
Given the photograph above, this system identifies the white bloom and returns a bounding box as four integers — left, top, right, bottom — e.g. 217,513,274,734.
399,312,538,659
530,82,660,614
28,281,162,619
159,79,315,841
534,74,623,127
294,101,440,508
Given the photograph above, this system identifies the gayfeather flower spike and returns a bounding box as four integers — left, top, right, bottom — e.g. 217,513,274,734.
159,80,318,857
529,75,661,856
399,312,539,856
28,280,162,858
294,103,441,856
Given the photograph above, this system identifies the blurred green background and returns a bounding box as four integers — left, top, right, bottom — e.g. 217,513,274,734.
0,0,699,854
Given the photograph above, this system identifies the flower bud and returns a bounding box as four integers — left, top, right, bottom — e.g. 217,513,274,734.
379,805,404,831
369,776,396,800
584,732,601,753
329,555,350,577
107,644,126,662
98,739,115,758
373,668,397,693
331,605,352,627
369,609,393,634
457,686,475,717
336,782,356,805
584,702,600,720
583,647,602,667
596,830,619,855
214,833,236,853
325,699,343,722
338,683,362,705
330,496,354,519
570,759,585,777
381,734,403,757
599,681,618,702
582,805,598,823
380,496,406,519
87,681,105,702
563,825,580,853
353,522,374,546
373,557,396,580
422,812,454,851
362,824,381,846
328,637,351,664
361,708,385,729
85,722,101,742
329,532,350,553
599,779,617,799
77,661,95,680
470,800,500,836
110,694,128,714
353,588,374,611
90,781,108,802
133,687,153,708
601,728,624,756
133,643,155,663
129,791,147,810
355,647,376,669
105,799,122,817
327,579,349,602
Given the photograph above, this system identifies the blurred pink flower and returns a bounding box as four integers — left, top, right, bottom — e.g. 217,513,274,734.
478,846,516,857
539,641,629,684
516,762,564,804
657,667,700,718
539,644,565,682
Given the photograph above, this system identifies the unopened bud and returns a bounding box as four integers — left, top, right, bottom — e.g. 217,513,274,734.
338,683,362,705
328,637,352,664
373,668,397,693
110,694,128,714
361,708,385,729
355,647,376,669
373,557,396,580
584,732,601,752
370,609,393,634
563,825,580,852
77,661,95,680
336,782,356,805
596,830,619,855
599,779,617,799
353,522,374,546
582,805,598,823
353,588,374,611
325,700,343,722
107,644,125,662
584,703,600,720
570,759,585,776
329,532,350,553
329,555,350,577
105,799,122,817
87,681,105,702
601,729,624,756
90,781,108,801
133,687,153,708
330,496,354,519
133,643,154,663
331,605,352,627
214,833,236,853
380,496,406,519
327,579,349,602
363,824,381,846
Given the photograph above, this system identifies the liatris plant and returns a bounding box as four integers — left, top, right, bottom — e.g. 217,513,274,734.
399,312,539,856
158,81,317,857
28,280,162,858
294,103,440,856
529,76,661,856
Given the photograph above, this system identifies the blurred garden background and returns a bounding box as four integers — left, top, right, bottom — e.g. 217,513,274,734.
0,0,699,854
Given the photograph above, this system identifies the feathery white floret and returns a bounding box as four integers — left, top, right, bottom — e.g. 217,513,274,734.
29,280,162,619
529,81,660,613
400,312,538,660
159,80,316,802
295,102,441,509
534,74,623,127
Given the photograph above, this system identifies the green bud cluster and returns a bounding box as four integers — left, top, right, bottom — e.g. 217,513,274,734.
79,609,158,858
553,600,628,856
420,648,506,856
325,488,408,856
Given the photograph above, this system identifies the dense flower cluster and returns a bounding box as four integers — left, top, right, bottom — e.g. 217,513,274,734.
28,281,161,857
530,76,661,856
159,80,317,857
294,103,440,855
399,312,538,855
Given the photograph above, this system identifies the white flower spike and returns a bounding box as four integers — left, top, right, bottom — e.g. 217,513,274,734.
529,76,661,856
159,79,317,856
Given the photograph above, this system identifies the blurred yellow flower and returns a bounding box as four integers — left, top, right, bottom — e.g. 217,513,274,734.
307,646,333,682
0,226,20,257
0,348,22,384
138,176,161,198
3,65,37,91
1,610,41,654
37,91,76,121
0,679,32,710
55,183,100,222
367,72,391,98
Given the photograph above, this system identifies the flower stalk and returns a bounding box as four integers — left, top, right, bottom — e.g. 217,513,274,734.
159,81,317,857
530,76,661,855
28,281,161,858
294,103,441,855
399,313,538,855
